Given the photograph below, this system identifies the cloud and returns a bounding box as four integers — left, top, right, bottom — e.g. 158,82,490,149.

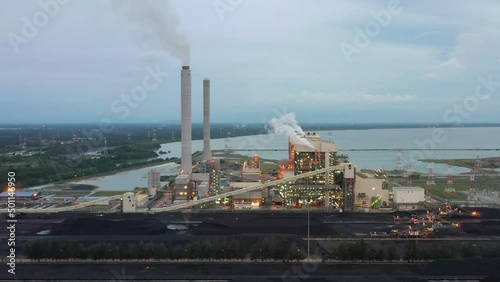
451,29,500,66
422,57,465,80
361,93,417,104
291,90,418,105
414,30,440,40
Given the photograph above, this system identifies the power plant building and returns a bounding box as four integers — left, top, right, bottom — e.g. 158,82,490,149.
277,133,356,210
291,133,338,185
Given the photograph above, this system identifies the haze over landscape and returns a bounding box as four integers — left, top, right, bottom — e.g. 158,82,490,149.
1,0,499,124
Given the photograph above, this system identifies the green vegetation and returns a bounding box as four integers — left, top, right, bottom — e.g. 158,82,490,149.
22,238,500,262
319,240,500,262
0,142,178,188
249,237,306,261
23,238,248,261
0,123,268,189
425,183,469,201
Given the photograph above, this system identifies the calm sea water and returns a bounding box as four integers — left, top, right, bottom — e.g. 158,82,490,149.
30,127,500,191
157,127,500,175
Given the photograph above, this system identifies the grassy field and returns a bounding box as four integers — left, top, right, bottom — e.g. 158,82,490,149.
425,183,469,201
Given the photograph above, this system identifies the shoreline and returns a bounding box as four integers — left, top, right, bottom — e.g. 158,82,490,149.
28,159,179,191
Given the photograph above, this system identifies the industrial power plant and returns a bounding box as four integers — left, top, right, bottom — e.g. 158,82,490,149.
3,65,498,215
2,65,500,282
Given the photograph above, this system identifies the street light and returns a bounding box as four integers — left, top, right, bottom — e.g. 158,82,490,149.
307,198,310,260
307,178,310,260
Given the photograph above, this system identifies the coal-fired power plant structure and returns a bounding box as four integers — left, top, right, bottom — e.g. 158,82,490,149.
202,78,212,161
181,66,192,174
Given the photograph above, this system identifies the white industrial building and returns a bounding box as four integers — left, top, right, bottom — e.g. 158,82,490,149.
393,187,426,210
122,192,136,213
121,192,150,213
393,187,426,203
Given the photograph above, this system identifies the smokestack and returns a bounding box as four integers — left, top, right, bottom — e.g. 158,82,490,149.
181,66,192,174
202,78,212,161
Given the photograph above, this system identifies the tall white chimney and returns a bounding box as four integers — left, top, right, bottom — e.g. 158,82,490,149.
202,78,212,161
181,66,192,174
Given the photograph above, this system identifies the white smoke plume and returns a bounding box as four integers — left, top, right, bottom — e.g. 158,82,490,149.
268,113,315,149
112,0,190,65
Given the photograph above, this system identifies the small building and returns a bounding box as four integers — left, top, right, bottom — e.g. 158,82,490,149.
393,187,426,210
122,192,136,213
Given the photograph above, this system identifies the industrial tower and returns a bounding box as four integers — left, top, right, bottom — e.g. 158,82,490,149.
224,132,231,153
396,150,403,172
444,165,456,194
180,66,192,175
405,163,412,186
467,168,478,201
426,163,435,187
103,138,108,156
202,78,212,161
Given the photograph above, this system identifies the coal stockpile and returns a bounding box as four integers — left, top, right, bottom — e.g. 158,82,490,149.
461,221,500,236
50,218,167,236
473,208,500,219
191,213,328,236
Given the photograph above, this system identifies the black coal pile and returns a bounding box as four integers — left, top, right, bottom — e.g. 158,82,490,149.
50,218,166,236
461,221,500,236
426,258,500,277
474,208,500,219
191,214,328,236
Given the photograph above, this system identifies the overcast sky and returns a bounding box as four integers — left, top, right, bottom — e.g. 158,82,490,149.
1,0,499,124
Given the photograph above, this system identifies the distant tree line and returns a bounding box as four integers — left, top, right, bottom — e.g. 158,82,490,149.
319,240,500,262
22,237,306,261
22,238,500,262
